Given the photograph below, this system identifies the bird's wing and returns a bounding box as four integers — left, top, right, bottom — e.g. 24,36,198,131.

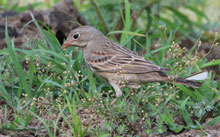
86,42,167,74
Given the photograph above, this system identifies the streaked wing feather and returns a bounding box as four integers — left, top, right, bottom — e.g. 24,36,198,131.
86,43,167,74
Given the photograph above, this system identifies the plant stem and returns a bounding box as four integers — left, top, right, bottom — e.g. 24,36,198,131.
91,0,109,34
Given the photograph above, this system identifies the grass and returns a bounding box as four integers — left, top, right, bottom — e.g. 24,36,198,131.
0,0,220,136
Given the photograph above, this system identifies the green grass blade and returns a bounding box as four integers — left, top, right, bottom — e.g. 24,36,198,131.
179,97,195,128
151,45,171,54
120,0,132,45
164,6,193,32
207,116,220,126
108,30,145,37
5,18,32,98
176,85,196,100
189,36,201,55
16,49,68,63
87,70,96,93
144,34,152,58
201,59,220,68
0,72,14,106
28,57,35,89
17,83,23,98
29,111,53,137
184,5,209,23
43,79,64,88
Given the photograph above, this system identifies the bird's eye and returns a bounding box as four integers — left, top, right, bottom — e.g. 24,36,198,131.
73,33,80,40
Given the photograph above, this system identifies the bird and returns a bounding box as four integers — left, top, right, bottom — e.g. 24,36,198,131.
62,25,207,103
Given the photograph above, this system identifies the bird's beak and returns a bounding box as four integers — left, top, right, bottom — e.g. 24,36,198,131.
62,40,72,49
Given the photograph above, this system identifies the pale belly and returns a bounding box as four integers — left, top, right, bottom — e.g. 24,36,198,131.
94,71,163,86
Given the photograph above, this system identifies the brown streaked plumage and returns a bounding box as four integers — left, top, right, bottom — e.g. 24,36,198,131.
62,26,204,101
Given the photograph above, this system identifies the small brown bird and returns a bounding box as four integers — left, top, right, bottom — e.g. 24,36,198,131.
62,26,207,102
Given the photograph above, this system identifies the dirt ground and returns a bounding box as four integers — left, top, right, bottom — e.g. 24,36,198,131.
0,101,219,137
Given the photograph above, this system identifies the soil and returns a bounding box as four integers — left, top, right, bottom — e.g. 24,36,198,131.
0,103,106,137
0,0,86,50
0,103,220,137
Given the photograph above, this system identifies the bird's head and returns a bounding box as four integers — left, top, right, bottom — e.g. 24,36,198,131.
62,25,103,49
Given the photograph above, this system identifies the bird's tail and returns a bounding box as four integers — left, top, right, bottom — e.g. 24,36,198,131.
174,71,208,88
175,78,202,88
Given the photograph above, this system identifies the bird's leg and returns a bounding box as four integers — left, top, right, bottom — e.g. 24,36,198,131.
109,81,122,105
